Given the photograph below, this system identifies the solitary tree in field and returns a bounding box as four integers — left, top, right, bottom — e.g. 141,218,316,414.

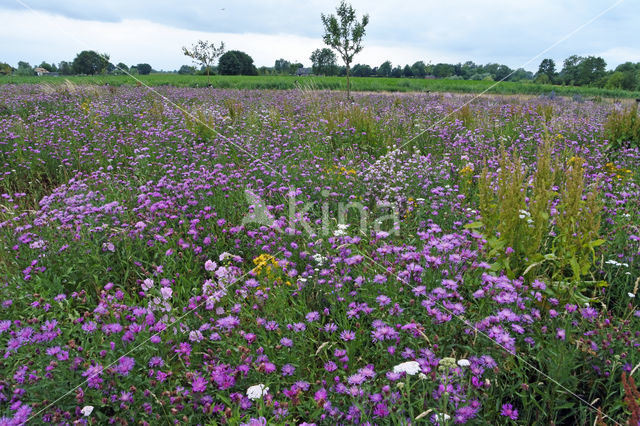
321,1,369,99
182,40,225,84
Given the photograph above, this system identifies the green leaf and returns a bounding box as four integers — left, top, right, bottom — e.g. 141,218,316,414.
570,257,581,280
463,221,484,229
587,239,606,248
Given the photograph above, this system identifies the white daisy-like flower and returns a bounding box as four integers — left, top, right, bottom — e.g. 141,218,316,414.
246,384,269,400
392,361,421,376
457,359,470,367
435,412,451,422
81,406,94,416
629,293,636,298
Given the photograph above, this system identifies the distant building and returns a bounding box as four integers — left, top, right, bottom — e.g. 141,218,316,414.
34,67,50,76
296,67,313,76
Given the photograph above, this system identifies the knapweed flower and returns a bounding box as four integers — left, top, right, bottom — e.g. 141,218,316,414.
501,403,519,420
246,384,269,400
204,259,217,271
191,375,208,392
240,418,267,426
116,356,135,376
392,361,421,375
142,278,154,291
340,330,356,341
160,287,173,300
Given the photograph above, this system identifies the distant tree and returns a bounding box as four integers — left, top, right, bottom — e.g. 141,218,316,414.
16,61,34,76
274,59,291,74
310,48,338,76
402,64,413,78
460,61,477,79
58,61,73,75
72,51,109,75
560,55,582,85
258,66,271,75
377,61,392,77
452,63,464,77
218,50,257,75
178,65,195,75
432,63,454,78
289,62,303,75
534,74,551,85
510,68,533,82
352,63,372,77
536,59,557,83
0,62,13,75
494,64,513,81
577,56,606,86
605,72,625,89
321,0,369,98
612,62,640,90
411,61,427,78
137,63,152,75
182,40,225,84
38,61,53,72
112,62,129,75
390,66,402,78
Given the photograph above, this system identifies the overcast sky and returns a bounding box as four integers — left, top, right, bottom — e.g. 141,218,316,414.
1,0,638,72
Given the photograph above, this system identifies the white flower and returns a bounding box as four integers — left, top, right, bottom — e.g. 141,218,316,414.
457,359,470,367
629,293,636,298
435,412,451,423
246,384,269,400
392,361,421,376
81,406,94,416
311,254,326,265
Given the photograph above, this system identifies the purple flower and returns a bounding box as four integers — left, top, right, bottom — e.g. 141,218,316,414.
116,356,135,376
148,356,164,367
281,364,295,376
216,315,240,331
340,330,356,341
305,311,320,322
371,325,398,342
501,403,519,420
324,361,338,372
192,375,208,392
580,307,598,320
280,337,293,347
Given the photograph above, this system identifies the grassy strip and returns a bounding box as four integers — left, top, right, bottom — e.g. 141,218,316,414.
2,73,640,98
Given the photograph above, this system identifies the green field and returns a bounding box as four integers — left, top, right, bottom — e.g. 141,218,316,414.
2,73,640,98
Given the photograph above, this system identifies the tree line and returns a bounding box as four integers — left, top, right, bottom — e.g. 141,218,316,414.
0,51,154,77
3,51,638,92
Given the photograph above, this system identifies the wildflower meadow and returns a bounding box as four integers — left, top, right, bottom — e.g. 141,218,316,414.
0,83,639,424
